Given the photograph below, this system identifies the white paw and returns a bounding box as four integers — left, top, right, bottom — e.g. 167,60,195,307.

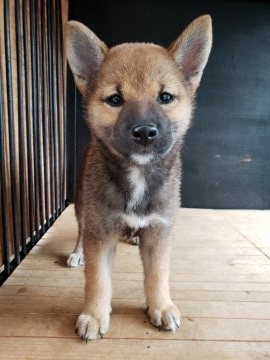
67,252,84,267
76,313,110,341
120,235,140,246
147,303,181,332
126,236,140,246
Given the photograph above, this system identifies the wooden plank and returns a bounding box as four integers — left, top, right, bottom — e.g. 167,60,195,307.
31,238,264,256
1,297,270,320
261,248,270,258
10,268,270,283
0,338,269,360
1,205,270,359
4,275,270,292
0,314,270,342
15,254,270,275
29,244,266,258
1,284,270,302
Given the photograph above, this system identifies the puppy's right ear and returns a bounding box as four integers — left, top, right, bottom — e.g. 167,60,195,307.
66,21,107,96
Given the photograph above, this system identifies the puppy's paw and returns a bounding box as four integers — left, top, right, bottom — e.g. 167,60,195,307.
147,303,181,332
67,252,84,268
126,236,140,246
120,235,140,246
75,313,110,341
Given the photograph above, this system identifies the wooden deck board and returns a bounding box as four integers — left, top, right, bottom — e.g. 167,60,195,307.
0,205,270,359
0,338,269,360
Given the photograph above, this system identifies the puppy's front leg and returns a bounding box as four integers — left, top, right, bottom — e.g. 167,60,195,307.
76,232,117,341
140,228,181,332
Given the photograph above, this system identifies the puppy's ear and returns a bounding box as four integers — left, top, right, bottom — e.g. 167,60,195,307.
168,15,212,92
66,21,107,96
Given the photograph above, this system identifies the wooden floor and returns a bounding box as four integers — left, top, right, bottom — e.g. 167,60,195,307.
1,205,270,359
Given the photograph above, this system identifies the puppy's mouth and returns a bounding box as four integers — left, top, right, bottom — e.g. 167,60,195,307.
130,152,155,165
112,130,172,163
129,138,174,165
107,102,174,164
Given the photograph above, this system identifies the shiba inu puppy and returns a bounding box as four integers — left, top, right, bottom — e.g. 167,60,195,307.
66,15,212,341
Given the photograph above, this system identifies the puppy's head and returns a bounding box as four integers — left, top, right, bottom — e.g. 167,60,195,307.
66,16,212,165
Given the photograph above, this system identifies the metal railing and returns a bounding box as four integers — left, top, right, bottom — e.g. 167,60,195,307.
0,0,67,285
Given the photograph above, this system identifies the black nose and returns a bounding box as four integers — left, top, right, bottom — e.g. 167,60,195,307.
131,124,158,145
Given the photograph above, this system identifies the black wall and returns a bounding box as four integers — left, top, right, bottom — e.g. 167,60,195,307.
67,0,270,209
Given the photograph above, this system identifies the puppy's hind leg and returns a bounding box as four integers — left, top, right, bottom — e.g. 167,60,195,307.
67,218,84,267
67,237,84,267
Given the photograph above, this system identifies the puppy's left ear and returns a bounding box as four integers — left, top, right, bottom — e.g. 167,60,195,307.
168,15,212,92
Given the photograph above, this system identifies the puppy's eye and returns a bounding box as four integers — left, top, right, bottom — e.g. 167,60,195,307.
158,92,174,104
106,94,124,107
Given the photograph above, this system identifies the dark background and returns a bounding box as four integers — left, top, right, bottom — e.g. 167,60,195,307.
66,0,270,209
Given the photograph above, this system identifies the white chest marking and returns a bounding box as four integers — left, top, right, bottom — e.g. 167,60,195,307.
127,167,146,211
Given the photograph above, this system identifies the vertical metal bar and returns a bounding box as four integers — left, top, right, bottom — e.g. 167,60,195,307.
30,0,41,240
55,0,63,214
0,58,11,276
56,0,67,211
22,0,35,246
51,0,60,220
40,0,50,228
55,0,61,216
15,0,27,256
4,0,21,265
34,0,45,235
52,0,59,218
47,0,57,221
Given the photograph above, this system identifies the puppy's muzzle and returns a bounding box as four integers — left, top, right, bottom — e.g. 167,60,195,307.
131,124,158,146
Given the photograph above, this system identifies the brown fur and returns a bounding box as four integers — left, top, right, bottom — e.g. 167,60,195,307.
66,15,212,341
